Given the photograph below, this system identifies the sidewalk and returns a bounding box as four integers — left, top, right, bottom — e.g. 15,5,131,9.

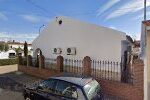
0,64,18,74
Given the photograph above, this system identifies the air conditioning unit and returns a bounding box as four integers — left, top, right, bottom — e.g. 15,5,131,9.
67,47,76,55
53,48,62,54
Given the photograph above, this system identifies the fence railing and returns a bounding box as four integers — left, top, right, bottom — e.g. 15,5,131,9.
91,60,121,82
45,58,57,70
19,55,133,84
22,57,27,66
32,57,37,67
91,59,133,83
63,59,83,75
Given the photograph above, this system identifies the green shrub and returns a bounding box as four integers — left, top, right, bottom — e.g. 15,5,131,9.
0,58,18,66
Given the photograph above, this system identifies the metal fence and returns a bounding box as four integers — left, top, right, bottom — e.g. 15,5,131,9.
22,57,27,66
91,60,121,82
91,59,133,83
32,57,37,67
63,59,83,75
45,58,57,70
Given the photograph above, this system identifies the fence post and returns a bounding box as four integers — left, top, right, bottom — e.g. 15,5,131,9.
39,55,45,69
26,56,29,67
83,56,91,76
18,56,22,65
133,59,144,90
57,55,64,72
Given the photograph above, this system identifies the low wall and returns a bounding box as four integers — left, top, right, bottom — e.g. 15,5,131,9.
18,56,144,100
0,64,18,74
98,59,144,100
99,80,143,100
18,65,63,79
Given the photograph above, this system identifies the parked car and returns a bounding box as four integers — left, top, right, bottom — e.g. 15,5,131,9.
23,76,103,100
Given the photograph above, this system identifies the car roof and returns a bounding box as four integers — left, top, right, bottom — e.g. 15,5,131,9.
50,74,94,87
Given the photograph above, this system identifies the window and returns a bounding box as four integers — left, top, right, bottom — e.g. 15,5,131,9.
55,80,78,99
9,53,16,58
38,79,57,93
83,80,100,100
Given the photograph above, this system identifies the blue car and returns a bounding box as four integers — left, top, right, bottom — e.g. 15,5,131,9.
23,76,103,100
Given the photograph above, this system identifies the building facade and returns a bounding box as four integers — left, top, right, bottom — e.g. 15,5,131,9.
141,20,150,100
7,40,33,56
32,16,131,62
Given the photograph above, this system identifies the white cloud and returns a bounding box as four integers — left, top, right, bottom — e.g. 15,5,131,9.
21,15,40,23
105,0,150,20
21,14,51,23
109,26,117,30
0,12,8,20
127,33,141,41
135,33,141,40
0,32,38,42
97,0,120,16
133,11,150,20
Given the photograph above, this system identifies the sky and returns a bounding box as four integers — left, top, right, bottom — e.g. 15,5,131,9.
0,0,150,43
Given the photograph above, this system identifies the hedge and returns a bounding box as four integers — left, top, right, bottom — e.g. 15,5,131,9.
0,58,18,66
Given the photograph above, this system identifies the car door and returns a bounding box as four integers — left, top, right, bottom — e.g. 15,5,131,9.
35,79,57,100
54,80,78,100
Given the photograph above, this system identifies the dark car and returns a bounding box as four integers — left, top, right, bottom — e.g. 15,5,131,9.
23,76,103,100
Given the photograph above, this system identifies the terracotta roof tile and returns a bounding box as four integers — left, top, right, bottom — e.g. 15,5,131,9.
143,20,150,26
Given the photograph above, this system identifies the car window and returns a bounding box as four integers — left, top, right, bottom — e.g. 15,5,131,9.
55,80,78,99
77,88,86,100
83,80,100,100
38,79,57,93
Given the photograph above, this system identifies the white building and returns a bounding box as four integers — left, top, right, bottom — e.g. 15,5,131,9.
0,49,16,59
8,40,32,50
7,40,33,56
140,20,150,100
32,16,131,62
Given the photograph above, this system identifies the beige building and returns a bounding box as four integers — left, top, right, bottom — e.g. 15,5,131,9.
7,40,33,56
141,20,150,100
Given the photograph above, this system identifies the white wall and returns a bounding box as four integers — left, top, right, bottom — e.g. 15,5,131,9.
140,23,150,100
32,16,126,62
0,50,16,59
0,51,9,59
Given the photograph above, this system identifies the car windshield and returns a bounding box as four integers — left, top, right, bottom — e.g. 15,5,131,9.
83,80,100,100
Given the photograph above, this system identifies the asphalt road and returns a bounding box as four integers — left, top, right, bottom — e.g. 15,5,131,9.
0,71,40,100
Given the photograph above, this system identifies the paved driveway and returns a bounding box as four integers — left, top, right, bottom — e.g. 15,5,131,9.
0,71,41,100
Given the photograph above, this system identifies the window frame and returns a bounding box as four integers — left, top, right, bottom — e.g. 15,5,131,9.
37,78,58,94
55,79,79,99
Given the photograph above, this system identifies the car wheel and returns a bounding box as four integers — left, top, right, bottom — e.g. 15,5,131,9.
25,97,31,100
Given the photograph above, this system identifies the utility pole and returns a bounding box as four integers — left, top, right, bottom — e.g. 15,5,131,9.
144,0,146,21
144,0,147,47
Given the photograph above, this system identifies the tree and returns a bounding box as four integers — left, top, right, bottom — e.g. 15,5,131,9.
0,43,4,51
0,42,9,51
4,43,9,51
24,41,28,57
15,47,23,56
